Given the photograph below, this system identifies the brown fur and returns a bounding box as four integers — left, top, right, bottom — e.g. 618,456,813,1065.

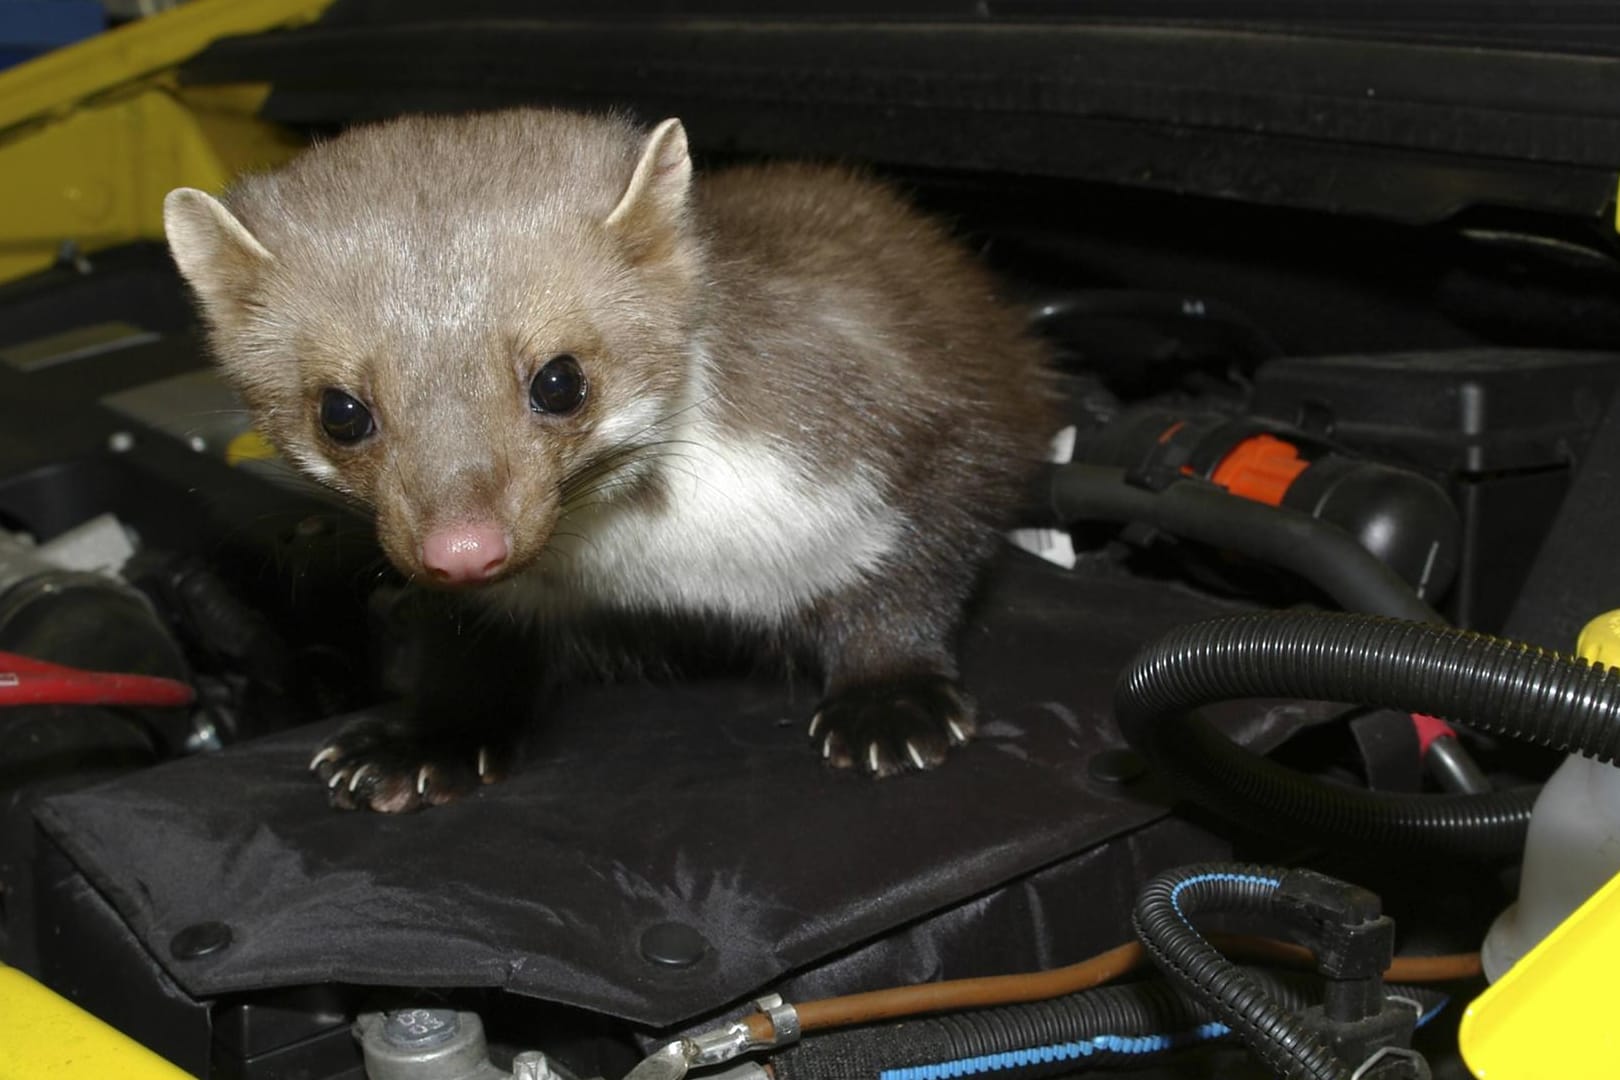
165,109,1057,794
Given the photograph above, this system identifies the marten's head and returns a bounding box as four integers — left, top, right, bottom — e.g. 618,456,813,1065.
165,110,704,585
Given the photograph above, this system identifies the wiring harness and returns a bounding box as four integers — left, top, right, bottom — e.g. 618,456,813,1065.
1111,610,1620,857
1134,864,1431,1080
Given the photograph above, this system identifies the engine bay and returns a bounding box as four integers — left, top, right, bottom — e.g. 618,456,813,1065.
8,5,1620,1080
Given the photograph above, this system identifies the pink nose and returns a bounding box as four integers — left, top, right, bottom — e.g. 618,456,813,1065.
420,524,510,583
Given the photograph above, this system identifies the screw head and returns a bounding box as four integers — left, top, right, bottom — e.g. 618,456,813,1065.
639,922,709,968
383,1008,459,1049
170,921,232,960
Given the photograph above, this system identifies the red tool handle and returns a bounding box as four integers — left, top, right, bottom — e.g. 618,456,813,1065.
0,650,195,708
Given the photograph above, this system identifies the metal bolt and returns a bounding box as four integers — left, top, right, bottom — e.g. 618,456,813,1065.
639,922,709,968
184,717,223,754
1088,748,1147,786
382,1008,460,1049
170,921,232,959
56,239,92,275
107,431,135,454
512,1050,558,1080
188,435,208,453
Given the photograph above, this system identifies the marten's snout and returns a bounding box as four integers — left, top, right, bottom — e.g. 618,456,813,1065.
420,524,510,584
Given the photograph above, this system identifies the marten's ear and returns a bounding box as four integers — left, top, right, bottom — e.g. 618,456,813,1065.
604,118,691,260
163,188,275,321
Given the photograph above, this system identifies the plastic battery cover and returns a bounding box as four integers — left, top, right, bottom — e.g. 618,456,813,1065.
33,553,1313,1029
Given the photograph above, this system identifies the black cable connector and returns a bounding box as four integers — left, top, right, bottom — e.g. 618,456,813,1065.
1274,872,1417,1069
1132,863,1430,1080
1038,464,1441,624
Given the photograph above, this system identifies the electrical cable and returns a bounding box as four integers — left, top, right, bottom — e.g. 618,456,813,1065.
740,934,1477,1042
769,968,1446,1080
1113,610,1620,858
1411,713,1494,795
1132,864,1412,1080
1040,464,1441,624
1040,461,1494,808
1028,290,1285,363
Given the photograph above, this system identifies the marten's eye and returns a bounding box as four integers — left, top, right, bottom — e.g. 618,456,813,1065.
530,354,587,415
319,389,376,444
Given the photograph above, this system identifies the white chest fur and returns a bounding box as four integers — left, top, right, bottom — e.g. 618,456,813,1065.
494,424,905,626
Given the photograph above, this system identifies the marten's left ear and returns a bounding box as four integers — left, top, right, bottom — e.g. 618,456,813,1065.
604,118,691,259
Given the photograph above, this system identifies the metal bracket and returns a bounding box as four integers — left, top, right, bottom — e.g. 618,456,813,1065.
753,994,801,1045
623,995,803,1080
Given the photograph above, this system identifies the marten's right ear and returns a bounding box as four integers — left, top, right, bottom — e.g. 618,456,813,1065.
604,118,692,263
163,188,274,320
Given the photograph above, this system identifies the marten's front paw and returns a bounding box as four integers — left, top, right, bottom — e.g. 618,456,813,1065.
307,715,509,812
810,675,977,778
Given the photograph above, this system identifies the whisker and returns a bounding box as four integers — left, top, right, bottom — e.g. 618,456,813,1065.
554,496,627,524
543,529,597,559
560,435,716,496
558,391,723,497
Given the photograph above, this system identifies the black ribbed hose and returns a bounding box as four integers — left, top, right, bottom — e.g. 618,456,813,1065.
1113,611,1620,858
770,966,1442,1080
1131,864,1422,1080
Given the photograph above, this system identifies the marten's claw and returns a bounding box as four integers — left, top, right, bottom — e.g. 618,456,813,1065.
812,674,978,779
308,714,511,812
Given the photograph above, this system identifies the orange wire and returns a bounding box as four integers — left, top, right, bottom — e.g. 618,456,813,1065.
742,934,1481,1039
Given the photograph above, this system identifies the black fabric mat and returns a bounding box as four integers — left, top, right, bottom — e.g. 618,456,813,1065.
35,554,1292,1027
